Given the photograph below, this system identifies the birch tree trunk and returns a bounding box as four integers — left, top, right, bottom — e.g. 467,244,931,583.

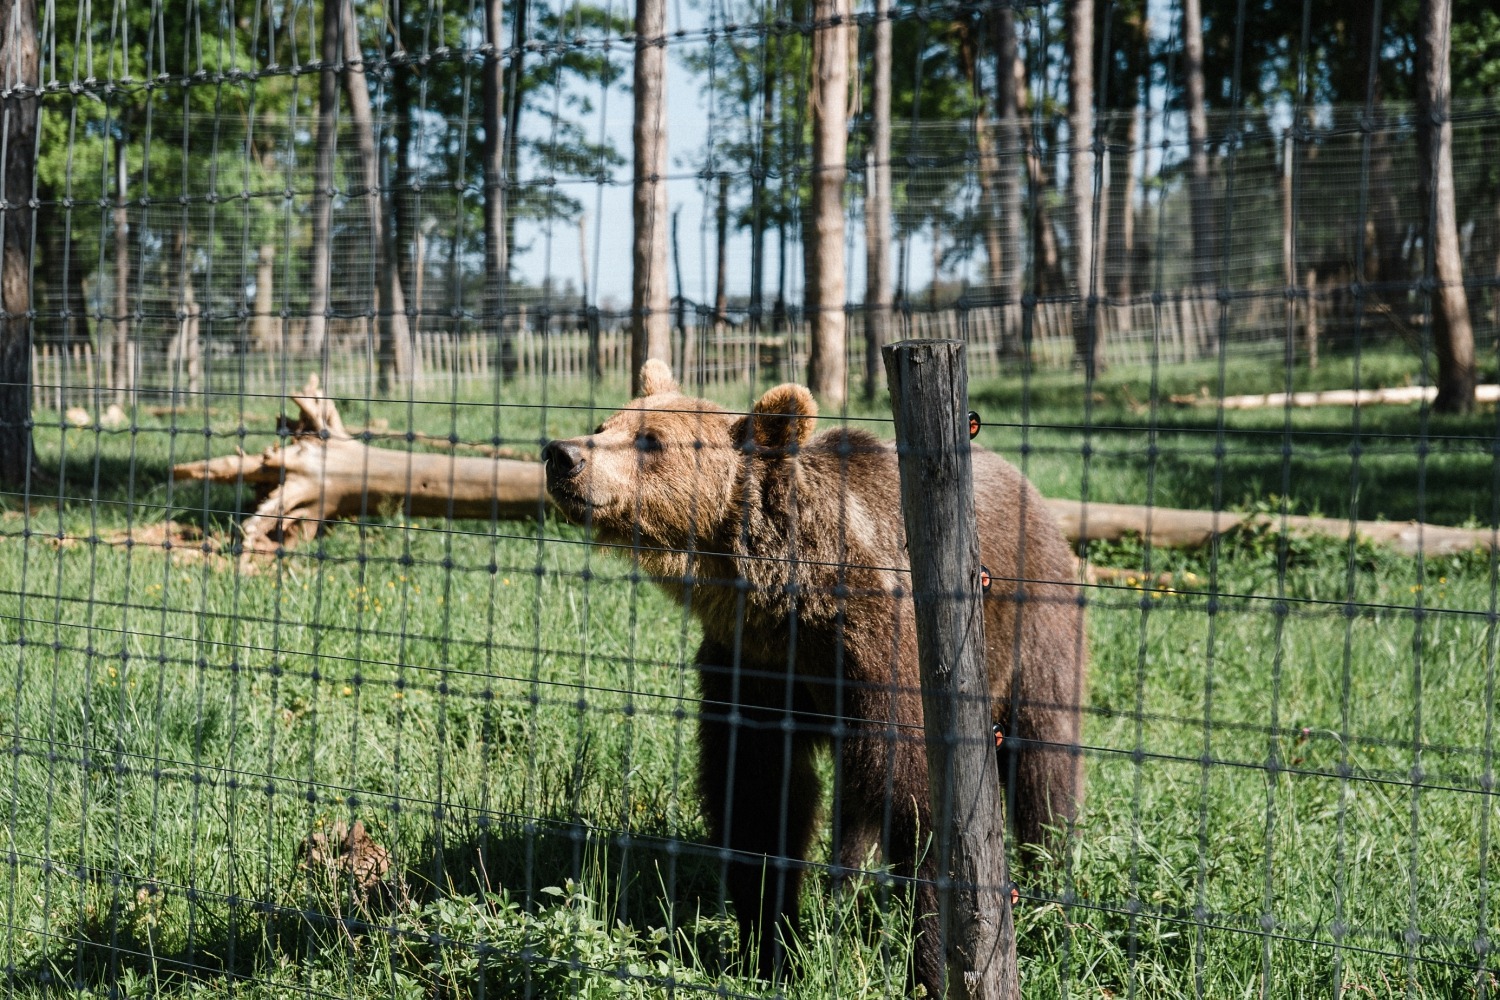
338,0,415,393
1067,0,1099,375
862,0,892,401
630,0,671,394
0,0,37,486
805,0,849,406
306,0,341,360
1416,0,1475,414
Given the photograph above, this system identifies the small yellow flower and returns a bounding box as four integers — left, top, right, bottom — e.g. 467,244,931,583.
341,686,353,696
503,578,511,586
391,691,404,700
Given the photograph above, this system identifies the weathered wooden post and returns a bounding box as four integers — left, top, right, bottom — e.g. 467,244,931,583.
883,338,1018,1000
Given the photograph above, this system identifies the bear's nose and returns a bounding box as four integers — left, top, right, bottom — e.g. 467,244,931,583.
542,440,586,484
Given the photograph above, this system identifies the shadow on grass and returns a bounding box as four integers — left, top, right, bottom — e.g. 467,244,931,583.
969,379,1500,525
408,810,729,936
10,814,729,996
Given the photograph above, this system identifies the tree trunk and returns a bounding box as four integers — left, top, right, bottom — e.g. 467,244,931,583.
481,0,513,377
1181,0,1215,289
112,137,132,404
957,22,1004,296
1105,105,1139,299
392,66,418,328
991,3,1024,308
1417,0,1475,414
714,172,730,323
1067,0,1099,375
167,229,202,405
748,52,775,331
253,244,281,355
500,0,528,294
863,0,892,402
34,192,89,348
0,0,37,487
337,0,415,393
306,0,342,360
630,0,671,394
805,0,849,406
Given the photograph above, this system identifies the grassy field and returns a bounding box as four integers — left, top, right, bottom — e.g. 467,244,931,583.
5,345,1500,997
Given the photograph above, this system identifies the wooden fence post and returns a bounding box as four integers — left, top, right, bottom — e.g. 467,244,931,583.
882,338,1018,1000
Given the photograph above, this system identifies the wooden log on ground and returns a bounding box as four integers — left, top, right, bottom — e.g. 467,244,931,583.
1197,384,1500,410
170,377,1498,569
171,375,547,567
1049,499,1498,558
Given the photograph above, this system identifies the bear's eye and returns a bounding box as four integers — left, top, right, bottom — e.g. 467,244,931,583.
634,431,662,454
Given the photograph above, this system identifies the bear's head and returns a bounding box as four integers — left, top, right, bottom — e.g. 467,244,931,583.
543,360,818,558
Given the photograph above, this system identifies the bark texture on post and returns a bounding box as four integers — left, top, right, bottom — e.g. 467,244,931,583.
0,0,36,487
862,0,892,402
630,0,671,396
1066,0,1098,376
1416,0,1475,414
883,339,1019,1000
806,0,849,407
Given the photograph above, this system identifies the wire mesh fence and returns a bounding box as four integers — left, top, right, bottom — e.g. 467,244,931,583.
6,0,1500,997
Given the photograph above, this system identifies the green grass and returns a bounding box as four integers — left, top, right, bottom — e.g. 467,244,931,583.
4,344,1500,997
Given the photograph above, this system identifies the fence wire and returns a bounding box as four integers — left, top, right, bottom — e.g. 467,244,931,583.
4,0,1500,997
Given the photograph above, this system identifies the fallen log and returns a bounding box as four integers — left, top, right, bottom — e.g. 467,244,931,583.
171,376,547,566
1199,384,1500,410
171,378,1497,567
1048,499,1497,558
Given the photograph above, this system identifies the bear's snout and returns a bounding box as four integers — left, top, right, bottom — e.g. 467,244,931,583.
542,439,587,490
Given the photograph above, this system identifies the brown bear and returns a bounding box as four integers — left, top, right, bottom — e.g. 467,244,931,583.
543,360,1085,994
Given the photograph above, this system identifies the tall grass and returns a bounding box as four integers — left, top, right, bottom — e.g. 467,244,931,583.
4,346,1498,997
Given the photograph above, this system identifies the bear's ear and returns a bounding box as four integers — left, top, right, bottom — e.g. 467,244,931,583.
638,359,679,397
750,383,818,452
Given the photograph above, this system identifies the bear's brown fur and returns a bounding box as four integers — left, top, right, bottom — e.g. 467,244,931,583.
543,360,1085,994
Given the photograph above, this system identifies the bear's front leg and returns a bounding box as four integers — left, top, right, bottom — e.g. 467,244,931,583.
695,641,821,983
